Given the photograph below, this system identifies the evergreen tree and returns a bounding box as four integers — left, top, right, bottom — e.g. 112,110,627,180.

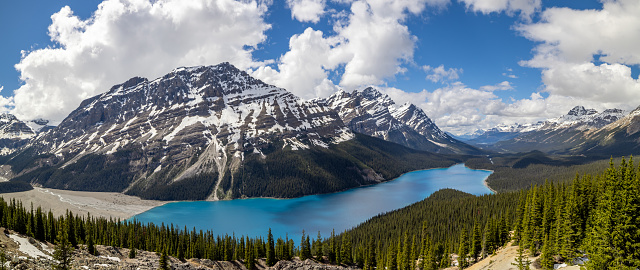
0,248,7,270
457,228,469,269
86,226,96,256
158,248,170,270
129,246,137,259
266,228,276,266
314,231,323,260
471,221,481,262
53,226,74,270
386,240,397,270
511,244,531,270
245,237,255,270
341,234,352,264
365,236,376,270
439,244,450,269
328,229,337,263
539,234,554,270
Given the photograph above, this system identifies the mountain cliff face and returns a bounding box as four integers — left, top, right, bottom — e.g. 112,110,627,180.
568,106,640,156
0,113,38,155
470,106,626,153
8,63,458,200
318,88,481,155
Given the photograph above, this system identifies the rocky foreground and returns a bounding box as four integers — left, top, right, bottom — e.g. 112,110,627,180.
0,228,358,270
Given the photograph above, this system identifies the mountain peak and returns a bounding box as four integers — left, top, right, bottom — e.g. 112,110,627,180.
567,106,597,116
360,87,383,100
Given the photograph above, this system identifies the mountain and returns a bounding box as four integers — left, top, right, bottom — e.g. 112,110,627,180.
0,113,38,155
7,63,459,200
567,106,640,156
473,106,626,153
318,88,482,155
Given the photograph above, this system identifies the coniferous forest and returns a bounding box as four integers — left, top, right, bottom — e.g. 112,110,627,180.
1,157,639,269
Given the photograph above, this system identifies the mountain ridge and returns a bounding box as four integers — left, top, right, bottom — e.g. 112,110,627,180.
318,87,482,155
4,63,462,200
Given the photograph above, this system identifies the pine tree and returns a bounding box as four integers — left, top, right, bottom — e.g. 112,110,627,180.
439,243,450,268
341,234,352,264
158,248,170,270
245,237,255,270
471,221,481,262
129,246,137,259
364,236,376,270
0,248,7,270
539,234,554,270
266,228,276,266
53,226,74,270
328,229,337,263
314,231,323,260
458,228,469,269
386,240,397,270
86,226,96,256
65,211,77,248
511,243,531,270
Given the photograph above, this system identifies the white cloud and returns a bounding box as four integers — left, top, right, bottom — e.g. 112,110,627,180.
423,65,462,83
518,0,640,107
458,0,541,18
480,80,512,91
254,0,442,98
12,0,271,124
252,28,339,99
381,84,508,134
287,0,326,23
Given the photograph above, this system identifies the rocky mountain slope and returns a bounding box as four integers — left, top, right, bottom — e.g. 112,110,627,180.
5,63,459,200
567,105,640,156
318,88,481,155
470,106,626,153
0,113,37,155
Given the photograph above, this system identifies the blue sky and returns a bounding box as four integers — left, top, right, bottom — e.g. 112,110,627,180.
1,0,639,134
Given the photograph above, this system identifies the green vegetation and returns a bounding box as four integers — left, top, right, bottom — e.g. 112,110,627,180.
0,181,33,193
1,156,637,269
231,134,459,199
5,133,459,200
466,151,621,192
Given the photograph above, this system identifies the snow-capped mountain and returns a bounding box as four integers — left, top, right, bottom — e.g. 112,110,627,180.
318,88,481,155
34,63,351,157
472,106,627,153
9,63,457,200
568,105,640,156
0,113,38,155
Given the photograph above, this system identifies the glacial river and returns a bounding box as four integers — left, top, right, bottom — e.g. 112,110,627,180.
130,164,492,242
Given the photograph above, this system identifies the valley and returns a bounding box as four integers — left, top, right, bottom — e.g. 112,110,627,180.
0,62,639,270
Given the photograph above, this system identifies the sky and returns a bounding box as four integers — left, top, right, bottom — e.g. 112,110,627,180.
1,0,639,135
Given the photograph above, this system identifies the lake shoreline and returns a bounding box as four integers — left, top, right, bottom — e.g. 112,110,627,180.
0,163,493,221
0,187,168,219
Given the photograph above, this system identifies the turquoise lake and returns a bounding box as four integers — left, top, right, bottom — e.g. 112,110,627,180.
130,164,492,242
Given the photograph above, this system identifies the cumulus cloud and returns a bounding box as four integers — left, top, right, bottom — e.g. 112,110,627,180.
287,0,326,23
459,0,541,18
252,28,339,99
518,0,640,109
381,83,509,134
12,0,271,124
480,81,512,91
423,65,462,83
255,0,444,98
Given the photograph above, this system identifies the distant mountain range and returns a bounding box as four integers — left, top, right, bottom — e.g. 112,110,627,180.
0,63,467,200
466,105,639,156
